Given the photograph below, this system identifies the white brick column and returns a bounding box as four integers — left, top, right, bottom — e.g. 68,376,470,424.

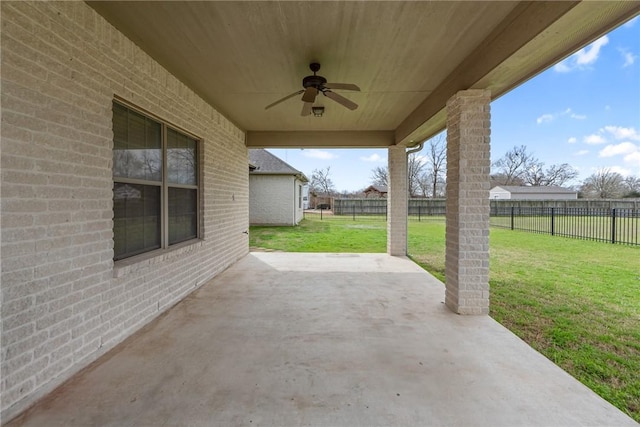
445,89,491,315
387,145,408,256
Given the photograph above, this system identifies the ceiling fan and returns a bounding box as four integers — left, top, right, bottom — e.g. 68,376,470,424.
265,62,361,116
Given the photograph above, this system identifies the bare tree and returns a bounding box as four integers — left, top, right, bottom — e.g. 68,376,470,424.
622,175,640,197
580,169,625,198
523,161,578,187
491,173,525,187
368,152,427,197
370,166,388,188
543,163,579,187
309,166,336,195
408,152,427,197
423,134,447,198
495,145,578,188
523,160,546,186
492,145,537,185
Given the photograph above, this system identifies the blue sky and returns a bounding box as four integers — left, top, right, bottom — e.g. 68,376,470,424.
269,17,639,193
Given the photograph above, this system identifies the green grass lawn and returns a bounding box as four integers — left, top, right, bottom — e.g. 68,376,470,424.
250,217,640,421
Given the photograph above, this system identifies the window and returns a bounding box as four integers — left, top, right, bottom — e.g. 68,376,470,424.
298,185,302,209
112,102,199,260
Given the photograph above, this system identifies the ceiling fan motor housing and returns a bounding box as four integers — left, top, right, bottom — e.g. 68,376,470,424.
302,75,327,89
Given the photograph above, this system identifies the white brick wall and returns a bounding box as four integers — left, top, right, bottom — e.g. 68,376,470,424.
387,146,408,256
249,175,303,226
445,89,491,315
0,2,249,421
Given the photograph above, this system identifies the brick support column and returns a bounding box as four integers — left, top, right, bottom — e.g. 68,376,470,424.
387,145,408,256
445,89,491,315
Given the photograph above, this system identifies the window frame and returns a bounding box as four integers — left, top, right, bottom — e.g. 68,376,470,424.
112,99,202,261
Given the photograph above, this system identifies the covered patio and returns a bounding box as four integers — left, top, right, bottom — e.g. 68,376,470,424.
2,1,640,424
7,253,636,426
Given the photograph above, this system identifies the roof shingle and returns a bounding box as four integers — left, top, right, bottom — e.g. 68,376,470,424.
248,149,307,181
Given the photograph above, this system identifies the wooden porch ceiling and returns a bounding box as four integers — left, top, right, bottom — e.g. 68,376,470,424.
88,1,640,148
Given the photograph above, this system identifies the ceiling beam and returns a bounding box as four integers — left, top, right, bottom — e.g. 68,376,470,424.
394,1,579,146
245,131,395,148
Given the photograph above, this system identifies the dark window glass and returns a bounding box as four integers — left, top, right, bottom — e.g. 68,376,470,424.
168,187,197,245
113,102,200,260
113,103,162,182
113,183,161,260
167,128,197,185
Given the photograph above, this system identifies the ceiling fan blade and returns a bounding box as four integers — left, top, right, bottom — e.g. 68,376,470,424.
324,83,361,91
265,90,304,110
301,87,318,103
324,90,358,110
301,102,313,116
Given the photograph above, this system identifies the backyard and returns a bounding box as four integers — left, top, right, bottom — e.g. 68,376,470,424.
250,216,640,422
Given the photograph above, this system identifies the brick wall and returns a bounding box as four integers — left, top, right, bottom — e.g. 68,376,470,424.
249,175,297,226
445,89,491,315
0,2,249,420
387,146,408,256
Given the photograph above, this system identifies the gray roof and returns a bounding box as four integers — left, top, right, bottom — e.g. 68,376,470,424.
364,185,388,193
491,186,576,194
248,149,308,181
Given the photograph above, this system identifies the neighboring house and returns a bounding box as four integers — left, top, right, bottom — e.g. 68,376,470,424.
490,186,578,200
249,149,308,225
363,185,388,198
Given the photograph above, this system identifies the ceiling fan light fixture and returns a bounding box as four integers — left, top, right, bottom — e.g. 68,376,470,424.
264,63,360,113
312,106,325,117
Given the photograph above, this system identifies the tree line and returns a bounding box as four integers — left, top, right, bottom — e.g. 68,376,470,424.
491,145,639,198
308,140,640,199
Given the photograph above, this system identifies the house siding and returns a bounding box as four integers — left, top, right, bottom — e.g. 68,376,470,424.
490,186,578,200
510,192,577,200
489,188,511,200
249,175,300,225
1,1,248,421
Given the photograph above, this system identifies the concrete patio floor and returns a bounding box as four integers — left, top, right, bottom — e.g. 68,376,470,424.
7,253,636,427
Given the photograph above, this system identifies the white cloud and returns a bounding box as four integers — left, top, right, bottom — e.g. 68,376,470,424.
598,142,638,157
574,150,589,156
596,134,640,169
584,134,607,145
553,62,572,73
302,149,337,160
553,36,609,72
618,48,637,67
575,36,609,65
602,126,640,141
537,108,585,124
567,137,577,144
360,153,386,163
624,151,640,168
536,114,554,124
604,165,634,177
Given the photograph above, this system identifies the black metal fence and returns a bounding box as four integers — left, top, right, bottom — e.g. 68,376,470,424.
490,206,639,246
304,199,640,246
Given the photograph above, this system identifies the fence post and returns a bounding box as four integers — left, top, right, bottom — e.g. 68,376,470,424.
353,203,356,221
551,207,555,236
418,205,421,222
510,206,515,230
611,208,616,244
320,208,323,220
